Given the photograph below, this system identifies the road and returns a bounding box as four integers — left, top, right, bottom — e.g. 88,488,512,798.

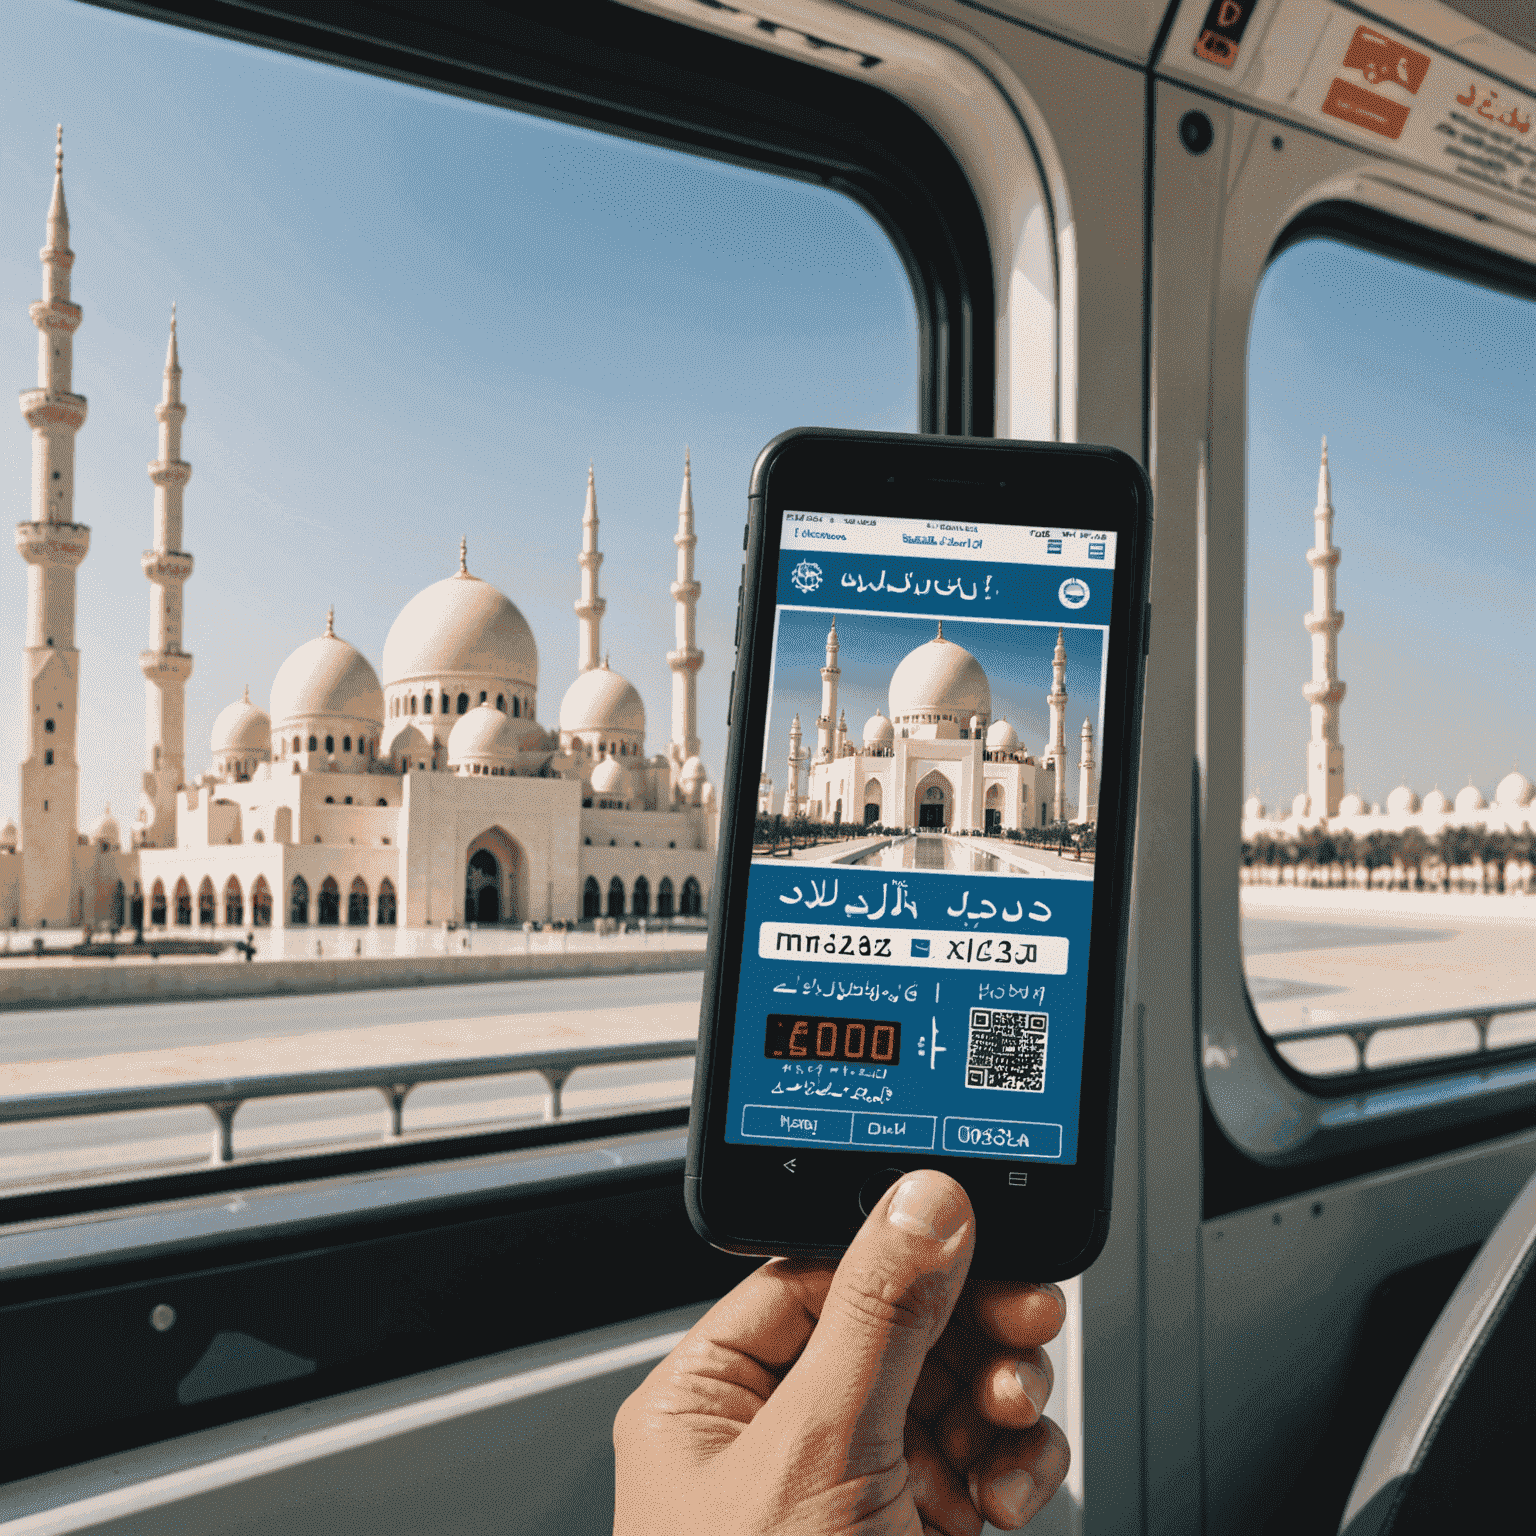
0,970,705,1064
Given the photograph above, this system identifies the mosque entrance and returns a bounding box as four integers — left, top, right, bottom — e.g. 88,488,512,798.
464,826,526,924
466,850,500,923
914,771,953,829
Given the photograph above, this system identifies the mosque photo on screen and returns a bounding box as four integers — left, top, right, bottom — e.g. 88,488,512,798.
0,137,718,935
755,603,1104,883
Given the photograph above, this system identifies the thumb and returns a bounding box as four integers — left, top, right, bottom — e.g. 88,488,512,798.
755,1169,974,1465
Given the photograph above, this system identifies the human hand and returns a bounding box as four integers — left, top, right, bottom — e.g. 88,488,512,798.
613,1169,1069,1535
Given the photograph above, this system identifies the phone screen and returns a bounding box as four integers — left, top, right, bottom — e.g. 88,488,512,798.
723,509,1117,1168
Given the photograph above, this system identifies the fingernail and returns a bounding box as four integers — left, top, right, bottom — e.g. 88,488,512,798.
1015,1359,1050,1417
1038,1281,1067,1313
993,1467,1036,1525
887,1171,968,1240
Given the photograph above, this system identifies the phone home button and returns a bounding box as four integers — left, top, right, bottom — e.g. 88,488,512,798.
857,1167,907,1218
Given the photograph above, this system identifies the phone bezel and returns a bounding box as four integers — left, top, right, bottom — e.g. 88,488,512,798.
687,429,1151,1279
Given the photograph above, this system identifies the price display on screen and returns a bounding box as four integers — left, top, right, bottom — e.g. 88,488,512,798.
764,1014,901,1064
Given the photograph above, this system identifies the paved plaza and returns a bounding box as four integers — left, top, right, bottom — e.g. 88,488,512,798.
1241,888,1536,1073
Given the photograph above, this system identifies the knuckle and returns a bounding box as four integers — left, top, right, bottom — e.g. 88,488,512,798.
833,1256,951,1339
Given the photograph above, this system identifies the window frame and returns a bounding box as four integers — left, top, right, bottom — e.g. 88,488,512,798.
0,0,1003,1477
1201,197,1536,1200
90,0,995,435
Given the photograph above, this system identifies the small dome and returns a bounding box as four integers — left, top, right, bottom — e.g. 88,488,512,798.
1291,792,1311,818
211,686,271,757
0,819,16,851
889,625,991,723
448,704,519,767
590,755,629,797
559,662,645,737
1422,788,1451,815
1497,770,1535,808
1336,792,1366,818
863,710,895,747
270,612,383,730
383,546,537,687
91,804,121,850
1386,783,1420,815
987,718,1020,751
1453,783,1486,814
1244,793,1267,820
680,755,706,786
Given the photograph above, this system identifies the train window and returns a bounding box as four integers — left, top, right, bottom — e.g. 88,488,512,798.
0,0,922,1205
1244,236,1535,1085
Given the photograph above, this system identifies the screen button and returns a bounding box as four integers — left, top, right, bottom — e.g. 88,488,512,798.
741,1105,853,1143
857,1167,906,1217
943,1117,1063,1158
850,1113,936,1151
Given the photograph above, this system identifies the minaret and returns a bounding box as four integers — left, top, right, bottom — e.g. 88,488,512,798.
137,305,195,847
575,462,605,673
816,618,840,762
16,128,90,925
836,708,848,759
1303,437,1345,819
1077,717,1097,824
1044,627,1069,823
667,449,703,767
784,714,806,818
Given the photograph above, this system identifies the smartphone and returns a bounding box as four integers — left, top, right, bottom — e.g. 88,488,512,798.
686,429,1151,1279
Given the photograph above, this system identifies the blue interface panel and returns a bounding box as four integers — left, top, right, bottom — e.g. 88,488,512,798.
724,511,1116,1166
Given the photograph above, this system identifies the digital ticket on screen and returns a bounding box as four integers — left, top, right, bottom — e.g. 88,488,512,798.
722,511,1118,1166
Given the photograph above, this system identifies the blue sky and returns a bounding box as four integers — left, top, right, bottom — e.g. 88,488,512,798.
1247,239,1534,809
0,0,917,830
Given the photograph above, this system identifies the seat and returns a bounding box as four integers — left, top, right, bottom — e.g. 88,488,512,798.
1339,1164,1536,1535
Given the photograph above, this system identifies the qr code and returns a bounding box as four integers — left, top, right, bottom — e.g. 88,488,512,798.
965,1009,1048,1093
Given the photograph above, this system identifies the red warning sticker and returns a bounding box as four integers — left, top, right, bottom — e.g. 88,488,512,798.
1340,26,1431,95
1321,26,1432,140
1322,78,1411,140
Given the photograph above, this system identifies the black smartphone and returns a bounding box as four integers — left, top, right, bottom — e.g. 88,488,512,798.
686,429,1151,1279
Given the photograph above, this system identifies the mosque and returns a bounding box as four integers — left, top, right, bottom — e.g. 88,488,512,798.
0,135,716,933
763,615,1098,832
1242,440,1534,840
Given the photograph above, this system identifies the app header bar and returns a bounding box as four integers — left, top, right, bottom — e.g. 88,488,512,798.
783,511,1118,570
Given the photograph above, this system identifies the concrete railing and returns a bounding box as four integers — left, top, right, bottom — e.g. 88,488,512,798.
0,1038,698,1164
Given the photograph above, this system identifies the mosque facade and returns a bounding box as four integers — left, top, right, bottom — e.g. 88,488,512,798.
0,139,716,933
768,616,1098,832
1242,440,1534,840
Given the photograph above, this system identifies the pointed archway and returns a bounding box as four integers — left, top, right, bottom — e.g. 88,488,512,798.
464,826,527,924
912,768,954,830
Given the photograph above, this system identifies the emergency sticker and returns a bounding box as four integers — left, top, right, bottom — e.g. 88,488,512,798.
1321,26,1431,141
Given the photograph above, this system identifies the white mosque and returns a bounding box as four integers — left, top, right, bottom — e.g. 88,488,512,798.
0,134,716,933
763,615,1098,833
1242,439,1535,840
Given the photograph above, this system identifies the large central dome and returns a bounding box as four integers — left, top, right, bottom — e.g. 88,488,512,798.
383,549,538,687
889,624,991,725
